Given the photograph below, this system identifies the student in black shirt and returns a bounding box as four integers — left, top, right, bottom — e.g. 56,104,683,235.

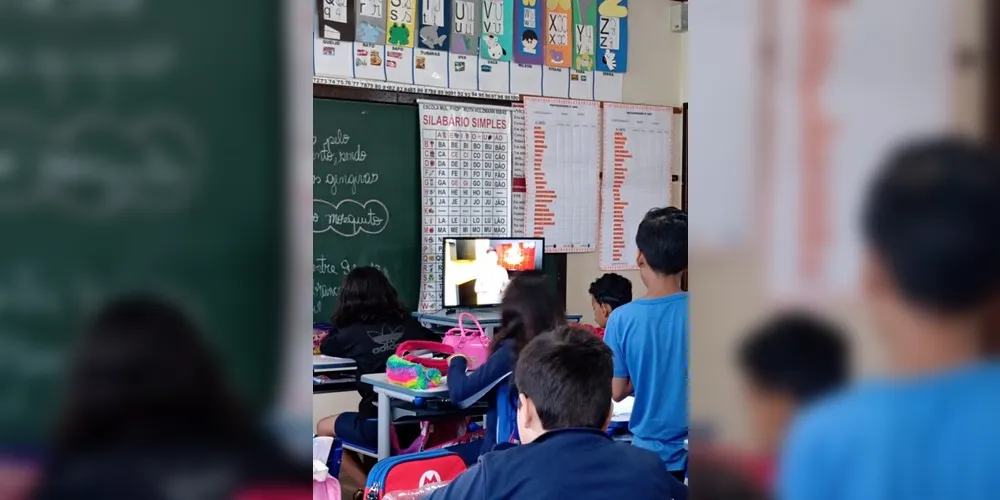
316,266,437,485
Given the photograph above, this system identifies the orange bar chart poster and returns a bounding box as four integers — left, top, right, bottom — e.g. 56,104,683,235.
523,96,601,253
598,103,673,270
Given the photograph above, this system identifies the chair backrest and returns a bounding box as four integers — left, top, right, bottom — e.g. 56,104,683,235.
494,380,520,445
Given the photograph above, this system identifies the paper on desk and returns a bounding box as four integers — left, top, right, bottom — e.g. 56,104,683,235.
313,436,334,464
612,396,635,421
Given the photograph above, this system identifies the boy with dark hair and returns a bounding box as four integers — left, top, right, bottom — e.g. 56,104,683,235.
586,272,633,339
427,326,686,500
738,311,849,487
604,207,688,478
780,138,1000,500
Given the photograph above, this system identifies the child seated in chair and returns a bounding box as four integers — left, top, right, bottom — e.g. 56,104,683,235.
315,267,438,486
446,271,564,460
585,273,633,339
427,325,686,500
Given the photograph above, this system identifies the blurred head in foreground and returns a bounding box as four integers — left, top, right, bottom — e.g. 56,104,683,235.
861,137,1000,371
738,311,849,454
514,325,614,444
37,295,303,499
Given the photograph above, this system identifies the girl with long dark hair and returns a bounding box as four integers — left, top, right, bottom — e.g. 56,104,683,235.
316,266,436,485
446,271,565,458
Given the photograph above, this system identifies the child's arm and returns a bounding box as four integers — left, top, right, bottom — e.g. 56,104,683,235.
446,343,514,408
318,328,349,358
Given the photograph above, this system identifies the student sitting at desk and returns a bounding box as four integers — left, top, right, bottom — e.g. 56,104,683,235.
315,267,438,486
427,326,686,500
446,271,565,460
585,272,633,340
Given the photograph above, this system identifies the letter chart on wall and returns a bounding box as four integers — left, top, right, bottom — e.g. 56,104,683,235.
418,101,513,312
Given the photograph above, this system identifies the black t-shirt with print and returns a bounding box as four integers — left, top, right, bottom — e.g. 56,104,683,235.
320,318,438,418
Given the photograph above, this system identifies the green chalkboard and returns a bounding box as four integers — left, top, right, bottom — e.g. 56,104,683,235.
313,100,421,323
0,3,284,444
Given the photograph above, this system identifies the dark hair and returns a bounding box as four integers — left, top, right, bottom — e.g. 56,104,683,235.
635,206,687,275
588,273,633,310
523,29,537,41
738,311,849,403
515,325,613,430
492,271,565,357
862,137,1000,312
51,295,251,455
332,266,407,327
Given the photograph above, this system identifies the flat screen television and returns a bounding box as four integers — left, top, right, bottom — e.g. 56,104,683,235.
441,237,545,308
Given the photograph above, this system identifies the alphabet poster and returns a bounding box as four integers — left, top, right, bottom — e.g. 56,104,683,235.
417,0,451,50
595,0,627,72
356,0,387,42
514,0,543,64
386,0,419,46
317,0,356,40
314,0,625,100
451,0,482,55
572,0,596,71
480,0,514,61
544,0,572,68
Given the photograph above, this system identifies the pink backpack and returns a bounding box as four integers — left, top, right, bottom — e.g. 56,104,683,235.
442,312,490,370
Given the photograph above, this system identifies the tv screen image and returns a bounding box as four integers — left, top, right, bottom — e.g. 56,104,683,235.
442,238,544,308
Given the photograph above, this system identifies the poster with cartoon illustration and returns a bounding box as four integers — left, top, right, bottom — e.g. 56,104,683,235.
451,0,482,56
514,0,544,65
314,2,355,78
356,0,387,43
595,0,627,73
479,0,513,62
353,43,387,80
572,0,595,71
318,0,356,41
417,0,451,50
543,0,572,68
385,0,418,47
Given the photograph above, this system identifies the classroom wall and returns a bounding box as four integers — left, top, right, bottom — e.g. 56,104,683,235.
565,1,688,323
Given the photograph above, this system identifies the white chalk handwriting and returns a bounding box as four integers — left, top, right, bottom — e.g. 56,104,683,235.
312,198,389,237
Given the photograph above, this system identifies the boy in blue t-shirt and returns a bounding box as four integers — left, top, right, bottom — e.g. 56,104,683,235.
779,138,1000,500
604,207,688,479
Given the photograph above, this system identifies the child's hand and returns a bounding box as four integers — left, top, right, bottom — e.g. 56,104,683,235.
447,353,469,366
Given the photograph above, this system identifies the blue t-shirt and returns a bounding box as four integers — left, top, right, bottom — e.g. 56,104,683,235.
779,361,1000,500
604,293,689,471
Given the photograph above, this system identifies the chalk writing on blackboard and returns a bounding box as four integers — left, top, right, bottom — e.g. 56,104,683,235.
313,172,380,196
313,198,390,236
0,111,203,218
312,257,392,314
313,133,369,165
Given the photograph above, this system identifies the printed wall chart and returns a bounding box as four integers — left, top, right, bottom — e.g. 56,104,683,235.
418,101,513,311
511,104,527,236
523,97,600,252
598,103,673,270
314,0,627,101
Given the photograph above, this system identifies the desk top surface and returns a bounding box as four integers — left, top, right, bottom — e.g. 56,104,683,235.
413,311,583,326
360,372,451,397
313,355,356,369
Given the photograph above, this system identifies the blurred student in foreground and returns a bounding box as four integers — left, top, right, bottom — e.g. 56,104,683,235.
33,296,307,500
427,326,686,500
737,312,849,489
779,138,1000,500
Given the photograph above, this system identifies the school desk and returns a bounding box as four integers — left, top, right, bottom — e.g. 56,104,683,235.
412,311,584,335
313,355,357,394
358,373,488,460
